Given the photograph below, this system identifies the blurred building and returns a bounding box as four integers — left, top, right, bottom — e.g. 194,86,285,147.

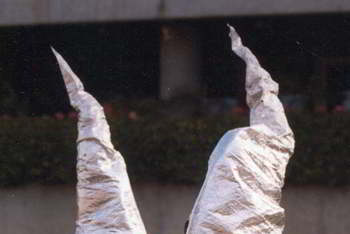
1,0,350,113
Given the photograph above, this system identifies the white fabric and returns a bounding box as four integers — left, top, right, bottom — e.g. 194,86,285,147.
186,25,295,234
52,48,147,234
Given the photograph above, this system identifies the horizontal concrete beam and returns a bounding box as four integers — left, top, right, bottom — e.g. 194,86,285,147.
1,185,350,234
1,0,350,26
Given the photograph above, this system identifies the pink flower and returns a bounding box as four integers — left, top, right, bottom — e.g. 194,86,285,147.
334,105,345,112
54,112,65,120
102,103,114,115
68,111,78,119
128,111,139,121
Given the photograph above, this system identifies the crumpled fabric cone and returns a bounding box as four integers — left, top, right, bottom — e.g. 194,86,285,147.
52,48,147,234
186,26,295,234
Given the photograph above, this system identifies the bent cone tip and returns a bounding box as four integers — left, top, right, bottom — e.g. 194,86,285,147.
50,46,58,56
227,24,241,43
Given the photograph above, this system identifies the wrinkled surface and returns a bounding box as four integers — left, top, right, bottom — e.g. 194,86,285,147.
186,26,295,234
52,48,147,234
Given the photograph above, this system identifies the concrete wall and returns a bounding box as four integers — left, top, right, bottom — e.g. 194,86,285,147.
1,0,350,26
160,25,201,100
0,184,349,234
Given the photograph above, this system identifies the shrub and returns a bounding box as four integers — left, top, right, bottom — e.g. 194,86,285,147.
0,111,350,187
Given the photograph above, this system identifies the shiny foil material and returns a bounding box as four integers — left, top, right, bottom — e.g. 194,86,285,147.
52,48,147,234
186,26,295,234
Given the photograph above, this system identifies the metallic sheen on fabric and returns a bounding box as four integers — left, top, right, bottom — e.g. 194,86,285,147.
52,48,147,234
186,26,295,234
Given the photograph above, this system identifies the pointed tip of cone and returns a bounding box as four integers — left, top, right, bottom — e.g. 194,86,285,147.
51,47,85,94
51,47,68,73
51,46,62,62
50,46,58,55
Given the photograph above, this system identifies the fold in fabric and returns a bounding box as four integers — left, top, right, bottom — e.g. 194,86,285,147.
52,48,147,234
186,26,295,234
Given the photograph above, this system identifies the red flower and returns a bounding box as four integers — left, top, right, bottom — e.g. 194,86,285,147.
231,106,246,114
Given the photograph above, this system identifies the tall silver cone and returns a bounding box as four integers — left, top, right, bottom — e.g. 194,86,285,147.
186,26,295,234
52,48,147,234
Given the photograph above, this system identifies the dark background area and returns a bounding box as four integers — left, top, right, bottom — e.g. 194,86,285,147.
2,13,350,115
0,22,160,115
0,11,350,193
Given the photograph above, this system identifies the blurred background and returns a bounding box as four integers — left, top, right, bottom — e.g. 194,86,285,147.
1,1,350,234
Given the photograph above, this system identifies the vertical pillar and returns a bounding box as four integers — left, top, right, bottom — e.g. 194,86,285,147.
0,29,17,115
160,24,201,100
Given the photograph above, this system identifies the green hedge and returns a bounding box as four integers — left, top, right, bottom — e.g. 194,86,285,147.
1,111,350,187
